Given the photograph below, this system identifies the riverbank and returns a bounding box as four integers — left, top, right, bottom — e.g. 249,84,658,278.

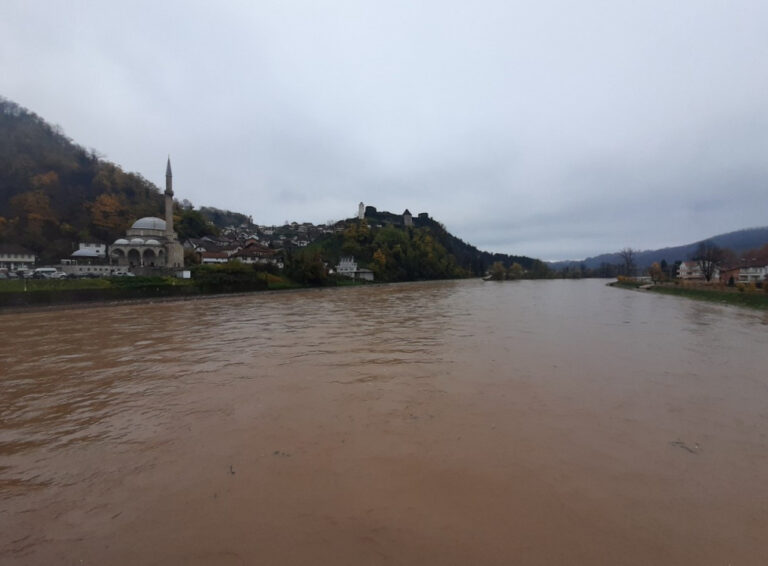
611,279,768,310
0,273,295,311
0,271,384,313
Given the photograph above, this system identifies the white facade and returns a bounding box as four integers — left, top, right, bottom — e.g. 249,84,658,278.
678,261,720,280
335,256,374,281
0,245,36,270
337,256,358,276
738,265,768,282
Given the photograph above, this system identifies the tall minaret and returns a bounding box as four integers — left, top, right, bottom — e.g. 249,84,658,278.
165,156,174,238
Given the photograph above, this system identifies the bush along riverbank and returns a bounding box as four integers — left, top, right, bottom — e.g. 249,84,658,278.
0,263,316,309
610,278,768,310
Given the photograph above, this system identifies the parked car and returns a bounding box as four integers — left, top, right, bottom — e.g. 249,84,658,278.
33,267,66,279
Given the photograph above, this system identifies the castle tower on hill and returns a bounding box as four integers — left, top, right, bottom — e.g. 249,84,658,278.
403,209,413,227
358,202,365,220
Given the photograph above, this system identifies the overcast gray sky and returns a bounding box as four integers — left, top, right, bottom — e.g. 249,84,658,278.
2,0,767,260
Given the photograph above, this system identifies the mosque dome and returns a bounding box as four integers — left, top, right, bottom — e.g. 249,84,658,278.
145,239,161,246
130,238,145,245
113,238,129,245
131,217,166,231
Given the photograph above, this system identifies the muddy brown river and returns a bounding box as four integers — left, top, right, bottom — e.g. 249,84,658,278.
1,279,767,565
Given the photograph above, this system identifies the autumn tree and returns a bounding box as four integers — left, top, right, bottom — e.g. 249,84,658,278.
89,193,129,235
507,262,524,280
488,261,506,280
648,262,663,283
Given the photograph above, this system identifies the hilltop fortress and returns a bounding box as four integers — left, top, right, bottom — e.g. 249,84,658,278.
357,202,427,228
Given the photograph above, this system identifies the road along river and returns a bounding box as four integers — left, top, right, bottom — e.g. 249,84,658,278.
1,279,767,565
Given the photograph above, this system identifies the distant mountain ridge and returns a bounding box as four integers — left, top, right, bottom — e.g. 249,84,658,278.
549,227,768,271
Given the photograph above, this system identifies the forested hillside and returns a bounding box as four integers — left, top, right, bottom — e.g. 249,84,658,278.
289,213,548,283
198,206,250,229
0,97,164,261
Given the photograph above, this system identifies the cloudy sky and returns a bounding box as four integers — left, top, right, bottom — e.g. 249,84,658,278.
2,1,767,260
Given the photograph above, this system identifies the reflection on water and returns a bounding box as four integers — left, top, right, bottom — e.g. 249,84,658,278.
1,279,767,564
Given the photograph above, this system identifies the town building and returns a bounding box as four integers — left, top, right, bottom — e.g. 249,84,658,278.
109,158,184,270
73,242,107,258
335,256,374,281
231,242,283,268
677,261,720,281
61,242,130,277
719,259,768,286
0,244,36,271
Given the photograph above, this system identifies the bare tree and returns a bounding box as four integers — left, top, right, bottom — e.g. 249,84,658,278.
692,241,724,282
618,247,636,277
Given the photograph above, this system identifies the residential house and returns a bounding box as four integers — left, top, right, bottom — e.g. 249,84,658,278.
677,261,720,281
335,256,374,281
0,244,36,271
231,243,283,269
719,258,768,285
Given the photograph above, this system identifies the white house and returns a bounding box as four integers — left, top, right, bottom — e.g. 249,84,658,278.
737,261,768,283
336,256,358,276
677,261,720,281
0,244,37,271
335,256,374,281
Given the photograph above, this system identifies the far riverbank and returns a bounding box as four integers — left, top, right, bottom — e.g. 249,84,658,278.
611,279,768,310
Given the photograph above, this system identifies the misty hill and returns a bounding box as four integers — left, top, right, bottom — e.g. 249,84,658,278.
0,96,165,262
549,227,768,271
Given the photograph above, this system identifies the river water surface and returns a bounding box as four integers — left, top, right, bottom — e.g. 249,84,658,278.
2,279,767,565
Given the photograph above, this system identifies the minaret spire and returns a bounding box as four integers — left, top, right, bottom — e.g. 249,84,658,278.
164,157,174,238
165,156,173,196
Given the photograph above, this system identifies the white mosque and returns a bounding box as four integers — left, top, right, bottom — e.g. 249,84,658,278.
109,158,184,269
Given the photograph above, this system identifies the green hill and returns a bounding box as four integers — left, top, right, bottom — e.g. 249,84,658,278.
297,210,547,282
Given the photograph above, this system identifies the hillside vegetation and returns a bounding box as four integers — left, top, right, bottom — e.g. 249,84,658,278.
0,97,166,262
291,215,548,283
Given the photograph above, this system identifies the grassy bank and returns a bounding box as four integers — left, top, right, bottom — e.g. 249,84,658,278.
0,271,301,309
610,280,768,310
0,267,377,310
0,277,196,309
